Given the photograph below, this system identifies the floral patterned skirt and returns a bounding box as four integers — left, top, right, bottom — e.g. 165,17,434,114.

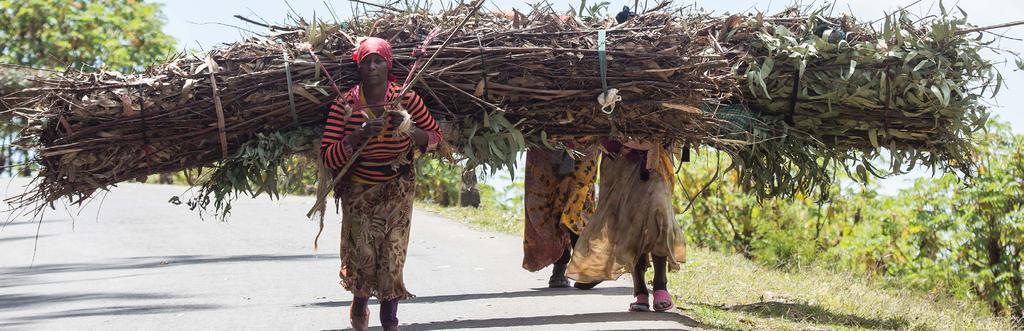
338,170,416,301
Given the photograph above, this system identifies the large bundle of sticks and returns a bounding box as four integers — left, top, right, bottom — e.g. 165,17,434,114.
3,1,1009,215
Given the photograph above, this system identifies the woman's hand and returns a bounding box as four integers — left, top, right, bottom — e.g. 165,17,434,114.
352,117,385,145
408,127,428,148
385,110,406,129
386,110,428,148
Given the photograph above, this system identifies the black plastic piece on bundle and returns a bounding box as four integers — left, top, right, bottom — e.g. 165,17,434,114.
813,24,847,43
616,6,636,24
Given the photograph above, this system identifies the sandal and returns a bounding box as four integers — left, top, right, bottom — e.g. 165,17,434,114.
573,280,602,290
548,275,570,288
653,289,676,312
549,264,571,288
629,294,650,312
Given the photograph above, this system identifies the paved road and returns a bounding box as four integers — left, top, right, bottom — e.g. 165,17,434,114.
0,178,698,330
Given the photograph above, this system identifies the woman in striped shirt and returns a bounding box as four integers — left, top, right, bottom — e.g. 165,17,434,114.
321,37,442,331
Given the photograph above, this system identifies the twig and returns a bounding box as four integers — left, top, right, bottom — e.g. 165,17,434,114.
957,20,1024,35
981,30,1023,42
284,0,302,21
233,15,301,31
323,1,341,23
868,0,925,25
348,0,401,13
188,21,263,36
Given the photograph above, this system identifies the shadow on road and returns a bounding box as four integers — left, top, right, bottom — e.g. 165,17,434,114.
0,303,221,329
0,234,50,243
0,253,332,276
0,253,332,294
0,292,180,311
303,286,634,307
323,311,702,331
0,218,71,231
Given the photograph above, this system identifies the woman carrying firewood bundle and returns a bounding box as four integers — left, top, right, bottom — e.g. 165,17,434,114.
522,140,603,289
320,37,443,331
567,139,686,312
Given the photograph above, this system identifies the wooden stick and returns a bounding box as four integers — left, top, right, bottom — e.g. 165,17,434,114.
209,72,230,159
347,0,400,13
957,20,1024,35
233,15,300,31
868,0,924,25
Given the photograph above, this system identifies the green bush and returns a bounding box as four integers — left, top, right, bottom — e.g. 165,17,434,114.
675,122,1024,319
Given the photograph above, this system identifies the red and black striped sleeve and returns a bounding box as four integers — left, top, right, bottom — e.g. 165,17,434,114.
400,90,442,151
321,95,362,169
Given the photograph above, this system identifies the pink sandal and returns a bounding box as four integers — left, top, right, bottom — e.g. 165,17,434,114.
653,290,675,312
629,294,650,312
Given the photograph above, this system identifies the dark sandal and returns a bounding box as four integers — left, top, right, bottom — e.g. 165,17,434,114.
548,275,571,288
629,294,650,312
574,281,602,290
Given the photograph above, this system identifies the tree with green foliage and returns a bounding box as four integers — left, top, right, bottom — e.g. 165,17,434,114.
0,0,176,72
415,158,463,207
1,0,177,176
885,123,1024,318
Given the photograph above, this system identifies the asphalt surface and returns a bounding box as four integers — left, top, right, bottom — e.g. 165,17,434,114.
0,178,698,330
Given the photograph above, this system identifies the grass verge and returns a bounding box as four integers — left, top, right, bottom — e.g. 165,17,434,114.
417,201,524,235
416,202,1018,330
671,248,1014,330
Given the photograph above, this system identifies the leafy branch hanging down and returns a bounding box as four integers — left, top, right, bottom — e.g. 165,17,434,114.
168,128,320,219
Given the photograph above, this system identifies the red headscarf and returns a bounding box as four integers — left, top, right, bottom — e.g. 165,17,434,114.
352,37,397,82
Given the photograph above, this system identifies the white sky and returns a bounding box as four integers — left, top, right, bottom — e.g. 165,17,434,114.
155,0,1023,194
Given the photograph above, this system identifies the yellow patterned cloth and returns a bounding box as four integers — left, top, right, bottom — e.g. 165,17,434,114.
557,152,600,235
522,145,599,272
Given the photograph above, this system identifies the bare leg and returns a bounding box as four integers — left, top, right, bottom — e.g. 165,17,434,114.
549,247,571,288
629,254,651,312
652,255,668,291
550,229,577,288
652,255,675,311
350,296,370,331
632,254,650,296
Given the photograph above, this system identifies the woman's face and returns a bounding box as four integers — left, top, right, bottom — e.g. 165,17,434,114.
358,54,389,85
